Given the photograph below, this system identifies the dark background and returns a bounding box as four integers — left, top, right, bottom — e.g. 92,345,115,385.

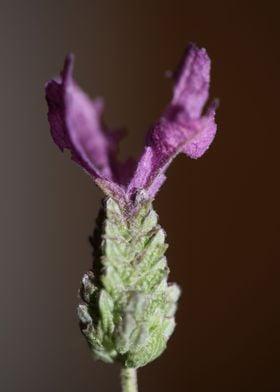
1,1,279,391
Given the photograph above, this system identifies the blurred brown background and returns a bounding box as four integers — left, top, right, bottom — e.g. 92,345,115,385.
1,0,279,391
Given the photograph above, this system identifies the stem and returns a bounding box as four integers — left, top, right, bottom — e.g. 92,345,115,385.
121,367,138,392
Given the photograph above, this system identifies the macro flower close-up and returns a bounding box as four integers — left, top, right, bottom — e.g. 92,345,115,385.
2,2,279,392
46,44,217,205
45,43,217,391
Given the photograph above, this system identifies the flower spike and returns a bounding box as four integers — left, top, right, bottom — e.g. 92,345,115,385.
45,43,218,392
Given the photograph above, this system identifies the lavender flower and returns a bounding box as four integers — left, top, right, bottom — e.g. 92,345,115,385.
46,44,217,205
45,43,217,392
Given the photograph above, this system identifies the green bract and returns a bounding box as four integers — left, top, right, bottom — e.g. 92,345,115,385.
78,194,180,368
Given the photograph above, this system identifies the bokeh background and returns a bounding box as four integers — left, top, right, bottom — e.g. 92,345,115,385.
1,1,279,391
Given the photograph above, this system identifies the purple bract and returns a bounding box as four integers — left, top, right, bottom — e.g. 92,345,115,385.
45,44,217,205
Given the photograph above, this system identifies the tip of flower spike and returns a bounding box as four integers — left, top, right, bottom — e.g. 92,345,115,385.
45,43,217,204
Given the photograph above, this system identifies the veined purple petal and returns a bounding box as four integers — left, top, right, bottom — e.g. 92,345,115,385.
127,44,217,199
45,56,73,152
146,173,167,199
165,43,210,121
132,119,207,197
182,101,218,159
45,54,127,184
127,147,154,197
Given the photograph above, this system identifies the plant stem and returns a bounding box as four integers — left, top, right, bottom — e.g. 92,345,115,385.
121,367,138,392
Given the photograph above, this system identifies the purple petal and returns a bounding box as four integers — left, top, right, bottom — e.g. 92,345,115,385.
127,147,154,197
146,173,166,199
45,54,125,182
182,101,218,159
127,45,217,200
128,119,198,199
45,56,73,152
165,43,210,121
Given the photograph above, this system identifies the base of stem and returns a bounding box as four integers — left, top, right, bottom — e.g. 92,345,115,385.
120,367,138,392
